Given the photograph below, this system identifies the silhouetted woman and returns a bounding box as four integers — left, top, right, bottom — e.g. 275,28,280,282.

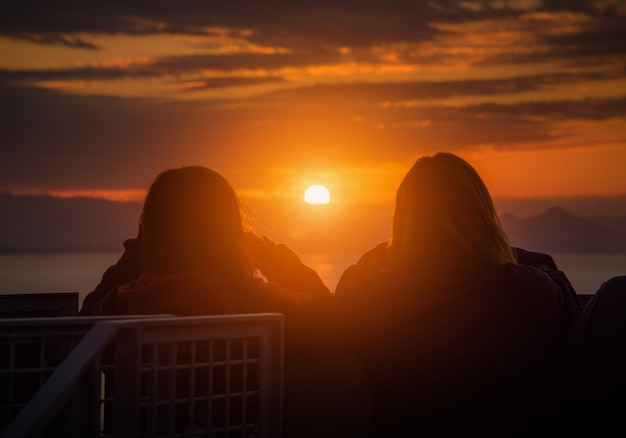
334,152,581,437
80,165,347,436
81,166,330,317
569,275,626,436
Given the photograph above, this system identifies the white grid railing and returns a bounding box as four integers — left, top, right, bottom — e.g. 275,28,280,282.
0,314,284,438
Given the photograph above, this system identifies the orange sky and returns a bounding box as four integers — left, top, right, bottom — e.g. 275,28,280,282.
1,1,625,206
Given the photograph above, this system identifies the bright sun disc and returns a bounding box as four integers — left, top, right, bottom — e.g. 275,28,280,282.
304,185,330,204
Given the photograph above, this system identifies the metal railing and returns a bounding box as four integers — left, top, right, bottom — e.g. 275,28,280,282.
0,315,149,434
0,314,284,438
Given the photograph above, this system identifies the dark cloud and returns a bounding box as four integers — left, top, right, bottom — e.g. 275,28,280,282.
1,82,623,190
0,86,164,188
1,1,623,82
17,33,100,50
370,97,626,151
8,1,618,52
539,25,626,62
480,19,626,66
260,69,626,102
3,57,622,96
539,0,624,16
0,52,345,86
0,1,624,192
180,77,286,91
0,1,439,50
0,86,237,189
0,66,154,84
465,97,626,122
154,51,344,72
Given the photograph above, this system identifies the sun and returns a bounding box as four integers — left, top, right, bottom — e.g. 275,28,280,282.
304,185,330,204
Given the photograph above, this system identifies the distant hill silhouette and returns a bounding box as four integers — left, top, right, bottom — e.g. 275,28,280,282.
0,193,141,252
1,193,626,254
501,207,626,254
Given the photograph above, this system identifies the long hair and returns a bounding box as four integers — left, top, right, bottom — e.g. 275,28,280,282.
390,152,516,272
139,166,252,278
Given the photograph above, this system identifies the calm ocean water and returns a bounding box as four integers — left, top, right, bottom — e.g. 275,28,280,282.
0,251,625,307
0,251,361,307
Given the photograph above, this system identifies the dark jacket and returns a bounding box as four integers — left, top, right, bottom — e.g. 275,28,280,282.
79,233,332,355
334,243,582,437
78,234,369,436
566,276,626,436
80,234,331,316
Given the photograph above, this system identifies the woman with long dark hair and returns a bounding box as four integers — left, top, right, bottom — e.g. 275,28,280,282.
81,166,330,317
80,166,362,437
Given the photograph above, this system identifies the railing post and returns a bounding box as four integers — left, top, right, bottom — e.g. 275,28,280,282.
64,362,99,437
261,317,284,438
112,326,141,437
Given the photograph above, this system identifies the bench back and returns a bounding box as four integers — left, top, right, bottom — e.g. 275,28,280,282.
0,292,79,318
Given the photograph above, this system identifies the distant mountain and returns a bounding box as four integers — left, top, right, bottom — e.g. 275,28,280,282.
1,193,626,254
593,215,626,236
500,207,626,254
0,193,141,252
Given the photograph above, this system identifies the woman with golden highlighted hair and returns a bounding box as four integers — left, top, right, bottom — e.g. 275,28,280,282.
335,152,582,437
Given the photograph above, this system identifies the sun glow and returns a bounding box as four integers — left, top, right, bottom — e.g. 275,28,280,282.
304,185,330,204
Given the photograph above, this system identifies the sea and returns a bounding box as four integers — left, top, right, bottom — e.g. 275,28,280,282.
1,251,625,308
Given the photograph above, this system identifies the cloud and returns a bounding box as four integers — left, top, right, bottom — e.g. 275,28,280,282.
1,82,623,190
1,1,622,56
178,76,286,91
464,97,626,121
15,33,100,50
3,53,622,98
260,69,626,102
0,1,439,49
0,52,346,86
538,25,626,62
0,0,624,196
538,0,625,16
1,1,622,94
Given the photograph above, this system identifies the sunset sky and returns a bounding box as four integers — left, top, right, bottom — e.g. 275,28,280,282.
1,1,625,211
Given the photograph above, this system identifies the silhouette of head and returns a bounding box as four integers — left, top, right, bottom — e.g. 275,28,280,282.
391,152,515,272
139,166,251,277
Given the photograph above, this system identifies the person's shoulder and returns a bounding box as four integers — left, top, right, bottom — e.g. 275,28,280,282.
499,262,576,306
335,265,399,303
583,275,626,312
502,262,554,286
512,247,558,271
357,241,390,265
335,241,391,291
